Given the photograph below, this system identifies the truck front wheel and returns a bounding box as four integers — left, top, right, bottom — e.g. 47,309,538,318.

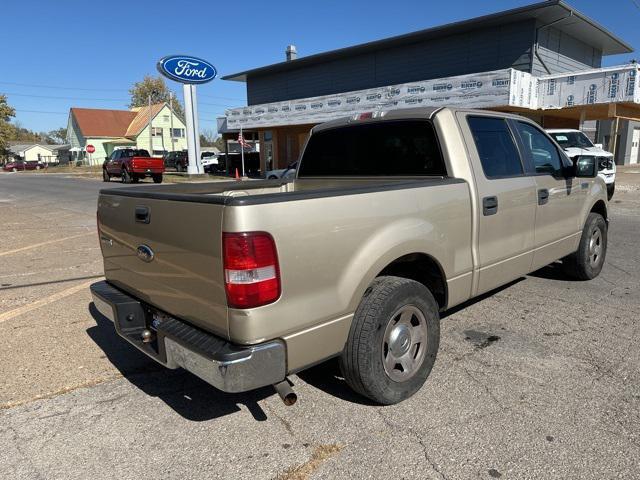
340,276,440,405
563,212,607,280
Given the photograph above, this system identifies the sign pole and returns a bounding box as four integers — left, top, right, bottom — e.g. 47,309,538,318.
183,84,202,174
240,125,246,177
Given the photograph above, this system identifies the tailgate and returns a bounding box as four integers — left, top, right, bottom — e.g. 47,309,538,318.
132,157,164,170
97,193,227,337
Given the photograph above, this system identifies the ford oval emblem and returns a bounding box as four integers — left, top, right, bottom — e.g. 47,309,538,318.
136,245,155,263
156,55,217,84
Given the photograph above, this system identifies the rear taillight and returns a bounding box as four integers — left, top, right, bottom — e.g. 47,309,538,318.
223,232,280,309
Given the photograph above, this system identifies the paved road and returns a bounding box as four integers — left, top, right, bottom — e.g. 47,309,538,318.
1,172,639,479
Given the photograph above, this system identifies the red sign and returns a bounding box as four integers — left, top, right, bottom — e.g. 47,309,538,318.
86,144,95,154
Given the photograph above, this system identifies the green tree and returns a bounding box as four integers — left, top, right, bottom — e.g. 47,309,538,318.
48,127,68,144
200,128,216,147
129,76,184,119
0,94,16,159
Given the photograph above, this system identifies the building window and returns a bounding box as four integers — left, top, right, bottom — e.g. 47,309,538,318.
151,127,163,137
567,76,576,85
163,115,170,122
171,128,185,138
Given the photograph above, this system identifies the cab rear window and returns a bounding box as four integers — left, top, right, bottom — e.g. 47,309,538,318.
298,120,446,177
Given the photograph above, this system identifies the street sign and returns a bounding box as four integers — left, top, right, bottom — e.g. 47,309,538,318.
86,145,95,154
156,55,217,85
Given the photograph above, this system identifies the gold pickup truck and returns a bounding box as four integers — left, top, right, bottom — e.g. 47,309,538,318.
91,107,608,405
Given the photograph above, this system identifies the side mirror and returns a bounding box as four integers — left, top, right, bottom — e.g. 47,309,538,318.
575,155,598,178
593,143,603,149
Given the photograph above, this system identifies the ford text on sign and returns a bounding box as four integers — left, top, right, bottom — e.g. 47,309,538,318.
156,55,217,84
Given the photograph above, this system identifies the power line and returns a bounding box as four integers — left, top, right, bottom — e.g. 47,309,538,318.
15,109,69,115
0,80,125,92
199,93,245,102
5,91,128,102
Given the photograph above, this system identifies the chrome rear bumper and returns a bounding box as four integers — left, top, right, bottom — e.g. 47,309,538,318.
90,281,286,393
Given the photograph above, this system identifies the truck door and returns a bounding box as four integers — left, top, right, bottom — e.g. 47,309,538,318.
511,121,584,270
461,114,538,295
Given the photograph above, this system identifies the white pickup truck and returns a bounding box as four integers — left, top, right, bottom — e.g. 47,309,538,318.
547,129,616,199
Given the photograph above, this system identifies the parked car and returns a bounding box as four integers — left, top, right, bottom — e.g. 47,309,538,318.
266,161,298,179
547,129,616,200
163,151,188,172
103,148,164,184
2,160,45,171
201,152,220,174
92,107,607,406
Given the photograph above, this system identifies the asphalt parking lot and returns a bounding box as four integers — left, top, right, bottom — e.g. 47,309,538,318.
1,172,639,480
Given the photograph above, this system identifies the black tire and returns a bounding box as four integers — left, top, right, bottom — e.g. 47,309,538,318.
102,169,110,182
176,163,183,173
339,276,440,405
563,212,607,280
121,168,132,184
152,174,163,184
607,183,615,201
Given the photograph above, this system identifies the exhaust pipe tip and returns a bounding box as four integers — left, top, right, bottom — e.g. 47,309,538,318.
274,379,297,406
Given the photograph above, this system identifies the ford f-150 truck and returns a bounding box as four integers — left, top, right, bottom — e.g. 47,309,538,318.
103,148,164,184
91,107,608,405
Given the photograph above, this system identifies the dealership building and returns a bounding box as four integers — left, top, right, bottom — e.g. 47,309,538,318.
218,0,640,170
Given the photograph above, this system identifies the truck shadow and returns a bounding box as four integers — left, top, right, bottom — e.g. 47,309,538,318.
299,278,525,404
527,261,574,281
86,303,271,422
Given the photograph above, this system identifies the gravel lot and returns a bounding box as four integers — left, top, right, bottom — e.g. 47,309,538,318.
1,172,639,479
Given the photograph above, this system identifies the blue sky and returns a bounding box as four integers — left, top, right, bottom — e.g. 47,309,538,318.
3,0,639,133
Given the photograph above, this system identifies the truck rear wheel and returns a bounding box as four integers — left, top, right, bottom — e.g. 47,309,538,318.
121,168,132,184
152,174,163,184
563,212,607,280
340,276,440,405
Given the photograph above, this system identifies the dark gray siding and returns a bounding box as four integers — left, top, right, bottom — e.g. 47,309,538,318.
247,20,535,105
532,26,602,76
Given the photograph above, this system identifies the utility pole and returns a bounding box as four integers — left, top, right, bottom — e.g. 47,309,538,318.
148,94,153,154
169,93,175,152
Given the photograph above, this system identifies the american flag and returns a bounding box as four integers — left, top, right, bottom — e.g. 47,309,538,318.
237,131,251,149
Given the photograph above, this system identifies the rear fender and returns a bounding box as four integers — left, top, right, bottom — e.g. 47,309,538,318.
338,218,450,313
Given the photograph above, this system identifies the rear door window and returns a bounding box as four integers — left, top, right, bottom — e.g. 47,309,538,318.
298,120,446,177
467,116,523,178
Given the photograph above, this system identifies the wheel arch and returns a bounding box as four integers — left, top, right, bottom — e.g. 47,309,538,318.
590,199,608,223
377,253,448,311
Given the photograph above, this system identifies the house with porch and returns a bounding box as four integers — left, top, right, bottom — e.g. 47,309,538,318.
66,103,187,165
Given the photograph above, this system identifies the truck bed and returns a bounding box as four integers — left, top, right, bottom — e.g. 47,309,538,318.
97,176,470,343
101,176,457,205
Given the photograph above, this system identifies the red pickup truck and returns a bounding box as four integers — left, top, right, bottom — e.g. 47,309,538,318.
103,149,164,184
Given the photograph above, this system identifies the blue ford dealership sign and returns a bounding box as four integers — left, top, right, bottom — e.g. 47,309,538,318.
156,55,217,84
